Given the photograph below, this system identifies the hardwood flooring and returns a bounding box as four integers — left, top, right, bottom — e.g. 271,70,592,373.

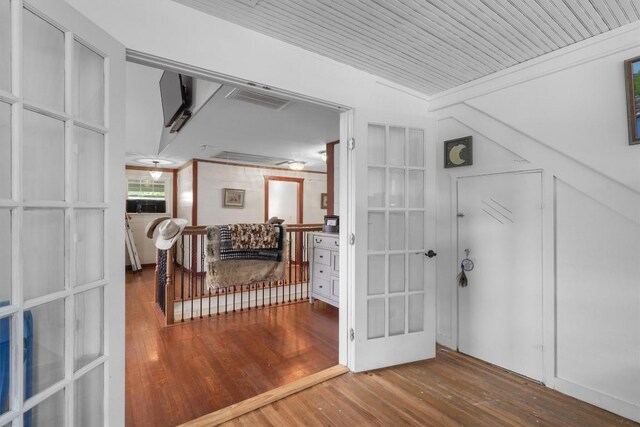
223,346,638,427
125,268,339,427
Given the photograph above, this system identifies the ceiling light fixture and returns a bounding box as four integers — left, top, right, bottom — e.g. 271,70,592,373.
288,161,305,171
319,150,327,162
149,161,163,181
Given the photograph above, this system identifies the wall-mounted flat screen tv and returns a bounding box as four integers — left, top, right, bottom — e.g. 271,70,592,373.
160,71,190,128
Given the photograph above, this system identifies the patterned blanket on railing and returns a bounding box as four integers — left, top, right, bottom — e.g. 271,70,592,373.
218,224,284,261
205,224,287,289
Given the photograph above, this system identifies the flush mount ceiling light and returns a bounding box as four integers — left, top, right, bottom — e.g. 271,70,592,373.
287,161,306,171
149,161,163,181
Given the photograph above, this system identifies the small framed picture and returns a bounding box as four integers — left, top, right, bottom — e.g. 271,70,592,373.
320,193,328,209
444,136,473,168
223,188,245,208
624,56,640,145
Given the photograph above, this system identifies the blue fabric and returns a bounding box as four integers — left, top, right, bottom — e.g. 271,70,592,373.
0,301,33,426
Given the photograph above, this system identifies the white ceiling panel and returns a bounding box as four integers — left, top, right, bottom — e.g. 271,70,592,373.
173,0,640,95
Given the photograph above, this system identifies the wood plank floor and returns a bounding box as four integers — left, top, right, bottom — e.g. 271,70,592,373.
125,268,339,427
223,346,638,427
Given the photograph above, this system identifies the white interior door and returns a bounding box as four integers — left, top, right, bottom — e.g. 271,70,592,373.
0,0,125,425
457,171,543,382
348,109,436,372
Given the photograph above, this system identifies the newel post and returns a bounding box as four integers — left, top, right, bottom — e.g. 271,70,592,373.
165,248,175,325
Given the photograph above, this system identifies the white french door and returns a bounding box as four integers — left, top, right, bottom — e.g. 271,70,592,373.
346,109,436,372
0,1,125,426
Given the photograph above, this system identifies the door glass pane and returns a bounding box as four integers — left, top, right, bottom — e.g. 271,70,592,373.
368,167,385,207
74,287,103,371
0,210,10,302
76,126,104,202
367,298,385,339
408,253,424,291
389,295,405,336
29,299,65,395
408,129,424,167
408,211,424,250
0,102,9,199
23,209,65,300
388,212,404,251
73,41,104,125
367,212,385,251
23,9,65,111
76,210,104,286
0,314,11,416
389,168,404,208
367,255,385,296
409,293,424,333
74,364,103,427
408,171,424,208
0,1,9,92
389,254,405,293
388,127,405,166
23,110,65,201
26,388,64,427
368,124,385,165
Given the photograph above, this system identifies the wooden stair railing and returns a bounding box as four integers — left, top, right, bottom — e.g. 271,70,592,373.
155,224,323,325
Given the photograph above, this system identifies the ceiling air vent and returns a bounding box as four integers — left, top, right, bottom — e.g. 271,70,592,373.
225,88,291,110
211,151,291,166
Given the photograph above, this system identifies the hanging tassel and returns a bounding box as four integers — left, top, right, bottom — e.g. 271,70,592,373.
457,263,468,287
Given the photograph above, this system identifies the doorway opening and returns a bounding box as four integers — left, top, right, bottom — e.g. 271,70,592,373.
122,54,347,426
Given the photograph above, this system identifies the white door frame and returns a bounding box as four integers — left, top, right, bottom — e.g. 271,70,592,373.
124,50,354,368
448,166,555,386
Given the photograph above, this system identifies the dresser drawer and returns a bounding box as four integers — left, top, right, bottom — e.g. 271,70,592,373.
332,251,340,273
313,279,331,298
312,234,339,250
331,278,339,300
314,248,331,266
313,263,331,281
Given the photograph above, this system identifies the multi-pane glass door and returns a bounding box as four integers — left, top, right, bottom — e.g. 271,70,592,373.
366,125,426,340
0,1,111,425
350,109,435,372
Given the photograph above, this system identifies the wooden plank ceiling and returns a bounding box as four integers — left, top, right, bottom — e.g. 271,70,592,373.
173,0,640,96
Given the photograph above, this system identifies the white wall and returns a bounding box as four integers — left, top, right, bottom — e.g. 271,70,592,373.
196,161,326,226
432,23,640,422
177,164,193,224
124,169,174,265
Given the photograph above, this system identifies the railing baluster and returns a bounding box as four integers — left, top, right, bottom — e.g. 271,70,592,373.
288,231,293,302
200,234,204,319
180,236,185,322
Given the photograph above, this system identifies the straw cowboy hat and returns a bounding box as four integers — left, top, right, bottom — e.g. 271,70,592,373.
153,218,188,250
145,216,170,239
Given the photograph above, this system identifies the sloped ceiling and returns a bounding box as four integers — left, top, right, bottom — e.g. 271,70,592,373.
173,0,640,96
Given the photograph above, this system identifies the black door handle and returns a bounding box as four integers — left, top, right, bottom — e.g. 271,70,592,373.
425,250,437,258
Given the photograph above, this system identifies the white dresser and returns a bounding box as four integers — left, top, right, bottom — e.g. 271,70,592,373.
308,232,339,308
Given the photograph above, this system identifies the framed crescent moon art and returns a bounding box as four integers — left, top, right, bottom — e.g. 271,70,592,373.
444,136,473,168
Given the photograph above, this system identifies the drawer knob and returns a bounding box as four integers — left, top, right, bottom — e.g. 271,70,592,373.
335,241,339,246
319,255,323,258
320,270,324,273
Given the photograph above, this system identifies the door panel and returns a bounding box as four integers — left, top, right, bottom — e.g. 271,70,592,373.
1,1,125,425
458,171,543,382
349,109,436,372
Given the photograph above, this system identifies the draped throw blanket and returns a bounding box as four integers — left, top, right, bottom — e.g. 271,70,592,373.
206,224,287,289
219,224,283,261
